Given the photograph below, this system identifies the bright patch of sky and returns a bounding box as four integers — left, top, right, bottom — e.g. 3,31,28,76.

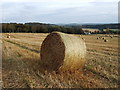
1,0,119,24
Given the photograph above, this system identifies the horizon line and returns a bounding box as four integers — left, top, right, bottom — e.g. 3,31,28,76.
0,22,119,25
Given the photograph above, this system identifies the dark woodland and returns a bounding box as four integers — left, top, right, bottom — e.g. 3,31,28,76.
2,23,120,34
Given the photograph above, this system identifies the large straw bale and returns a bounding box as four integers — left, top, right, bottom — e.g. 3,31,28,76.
40,31,86,71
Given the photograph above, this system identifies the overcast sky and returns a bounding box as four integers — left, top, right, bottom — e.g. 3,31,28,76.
1,0,119,24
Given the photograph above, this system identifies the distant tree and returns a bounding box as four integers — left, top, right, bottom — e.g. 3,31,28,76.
40,25,48,33
31,25,37,33
8,24,16,33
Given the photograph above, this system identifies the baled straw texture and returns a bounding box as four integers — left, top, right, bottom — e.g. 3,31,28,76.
40,31,86,71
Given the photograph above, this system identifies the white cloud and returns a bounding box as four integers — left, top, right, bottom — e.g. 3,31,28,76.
1,0,95,3
94,0,119,2
1,0,94,9
1,0,119,3
1,0,118,23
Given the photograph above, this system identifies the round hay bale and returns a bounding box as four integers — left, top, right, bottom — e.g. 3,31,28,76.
104,39,108,42
110,36,113,38
7,35,10,38
40,31,86,72
82,38,85,40
102,37,105,40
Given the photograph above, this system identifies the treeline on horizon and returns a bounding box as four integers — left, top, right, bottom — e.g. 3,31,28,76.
2,23,85,34
2,23,120,34
81,24,119,30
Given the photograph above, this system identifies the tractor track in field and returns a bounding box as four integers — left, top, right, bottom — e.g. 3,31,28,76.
4,39,40,53
84,66,118,84
87,48,118,57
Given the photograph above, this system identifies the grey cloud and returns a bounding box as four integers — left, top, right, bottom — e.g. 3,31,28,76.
2,1,118,23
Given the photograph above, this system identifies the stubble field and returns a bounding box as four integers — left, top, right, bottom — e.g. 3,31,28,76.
1,33,119,88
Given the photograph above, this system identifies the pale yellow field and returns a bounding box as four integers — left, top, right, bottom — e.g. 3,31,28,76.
82,28,99,32
1,33,119,88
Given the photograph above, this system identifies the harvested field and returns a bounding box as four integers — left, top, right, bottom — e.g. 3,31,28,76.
1,33,119,88
82,28,99,32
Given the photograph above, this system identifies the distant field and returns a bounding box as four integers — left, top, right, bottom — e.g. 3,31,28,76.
83,28,120,32
82,28,99,32
1,33,119,88
103,29,120,31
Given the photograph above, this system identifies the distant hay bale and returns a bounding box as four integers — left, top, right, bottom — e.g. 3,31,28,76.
110,36,113,38
102,37,105,40
104,39,108,42
7,34,10,38
82,38,85,40
40,31,86,72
